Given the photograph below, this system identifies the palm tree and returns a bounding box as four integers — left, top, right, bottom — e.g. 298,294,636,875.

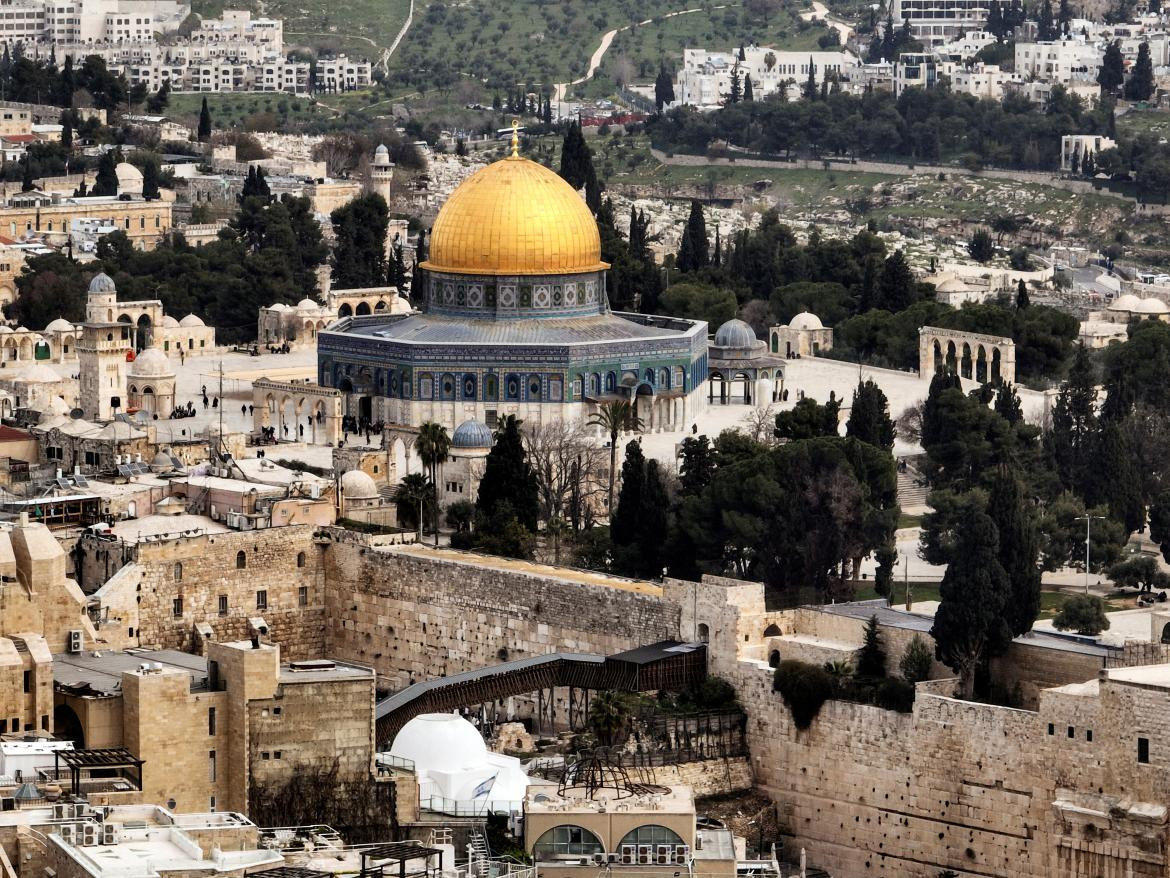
415,422,451,546
587,690,634,747
394,473,430,541
588,399,643,514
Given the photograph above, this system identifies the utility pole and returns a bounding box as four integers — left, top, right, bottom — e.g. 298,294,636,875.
1075,514,1105,594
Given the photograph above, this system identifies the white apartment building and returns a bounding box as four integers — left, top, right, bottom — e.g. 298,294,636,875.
1006,78,1100,106
893,51,960,95
935,29,1000,60
0,0,185,46
192,10,281,52
1015,38,1101,84
316,56,372,91
892,0,990,46
1061,133,1117,171
949,62,1023,98
675,46,860,108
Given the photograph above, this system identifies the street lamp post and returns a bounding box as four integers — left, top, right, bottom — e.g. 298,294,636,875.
1075,514,1106,594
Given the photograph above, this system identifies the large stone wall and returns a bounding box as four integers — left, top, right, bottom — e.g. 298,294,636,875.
668,575,1170,878
322,543,680,690
93,526,325,660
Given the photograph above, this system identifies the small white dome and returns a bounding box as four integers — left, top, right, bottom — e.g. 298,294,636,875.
129,347,174,378
1109,294,1144,312
297,298,320,310
179,314,205,327
44,318,74,332
391,714,488,772
269,303,290,312
88,272,116,294
340,469,378,499
115,162,143,184
0,326,12,334
160,315,180,327
789,311,825,331
1136,297,1169,314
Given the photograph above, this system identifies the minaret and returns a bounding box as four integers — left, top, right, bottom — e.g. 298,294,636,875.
78,273,131,422
371,144,393,204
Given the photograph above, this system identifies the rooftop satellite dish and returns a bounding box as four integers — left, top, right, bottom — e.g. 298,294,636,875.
69,408,84,418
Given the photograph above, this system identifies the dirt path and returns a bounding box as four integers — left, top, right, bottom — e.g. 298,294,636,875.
799,0,854,42
553,4,734,104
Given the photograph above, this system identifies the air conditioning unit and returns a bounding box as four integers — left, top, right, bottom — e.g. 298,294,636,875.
606,853,620,864
637,846,652,865
102,824,116,845
591,854,606,866
621,845,636,865
656,846,670,865
58,824,76,843
81,824,99,847
53,804,69,820
674,846,689,865
72,803,86,819
68,629,82,653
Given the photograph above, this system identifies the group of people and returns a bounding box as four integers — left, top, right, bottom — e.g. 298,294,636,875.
169,402,197,419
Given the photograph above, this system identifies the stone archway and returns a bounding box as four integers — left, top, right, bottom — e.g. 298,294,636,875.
919,326,1017,384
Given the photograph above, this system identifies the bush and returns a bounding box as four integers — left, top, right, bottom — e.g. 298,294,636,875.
899,634,933,684
1052,594,1110,635
773,660,835,730
875,677,915,712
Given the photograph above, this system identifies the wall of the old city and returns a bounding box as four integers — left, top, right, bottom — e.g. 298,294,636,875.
322,543,680,691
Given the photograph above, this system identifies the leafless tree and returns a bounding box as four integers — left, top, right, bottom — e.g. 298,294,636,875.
740,404,777,446
523,421,607,528
247,759,392,843
738,299,771,338
896,402,924,443
611,54,637,88
312,133,373,178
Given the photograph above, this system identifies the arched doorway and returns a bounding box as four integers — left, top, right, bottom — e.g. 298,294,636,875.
356,301,371,316
136,314,152,351
54,703,85,747
338,303,353,318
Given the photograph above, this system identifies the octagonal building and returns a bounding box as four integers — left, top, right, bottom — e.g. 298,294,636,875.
317,152,708,434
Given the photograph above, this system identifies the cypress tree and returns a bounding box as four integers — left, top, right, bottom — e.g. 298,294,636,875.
1098,41,1125,95
987,469,1041,638
931,508,1011,700
19,156,33,192
1037,0,1055,39
92,148,119,196
1016,278,1030,309
654,64,675,112
743,73,753,102
846,379,896,451
141,157,161,200
676,200,709,272
993,381,1023,424
856,615,887,677
475,414,539,531
1125,41,1155,102
1048,345,1096,491
61,118,72,151
726,65,741,105
803,57,817,100
197,96,212,141
1057,0,1071,32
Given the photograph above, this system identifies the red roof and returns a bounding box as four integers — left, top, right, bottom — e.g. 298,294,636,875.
0,424,32,441
1,134,37,144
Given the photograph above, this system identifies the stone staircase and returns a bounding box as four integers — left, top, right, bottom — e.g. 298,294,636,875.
897,466,929,510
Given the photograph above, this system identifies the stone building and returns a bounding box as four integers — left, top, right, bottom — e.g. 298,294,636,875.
126,346,175,416
769,311,834,359
256,287,408,348
53,639,376,814
317,143,708,434
0,194,171,249
706,318,784,406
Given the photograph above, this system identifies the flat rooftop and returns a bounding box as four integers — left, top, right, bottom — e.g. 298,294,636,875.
54,649,210,696
54,824,281,878
103,513,230,542
1105,664,1170,689
385,544,661,596
525,782,694,815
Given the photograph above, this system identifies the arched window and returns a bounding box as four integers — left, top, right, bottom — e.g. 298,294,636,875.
697,623,709,643
485,374,498,400
763,624,781,637
768,649,781,669
617,825,686,850
236,550,247,569
505,374,520,400
173,562,182,582
605,372,617,392
462,374,477,400
533,825,604,858
528,375,542,400
296,551,306,568
440,373,456,401
1161,622,1170,645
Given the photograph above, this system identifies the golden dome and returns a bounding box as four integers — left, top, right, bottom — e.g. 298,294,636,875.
420,156,608,276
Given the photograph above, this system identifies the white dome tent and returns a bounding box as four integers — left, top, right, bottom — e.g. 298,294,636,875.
388,713,532,812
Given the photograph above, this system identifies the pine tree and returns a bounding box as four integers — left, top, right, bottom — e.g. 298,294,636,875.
678,435,716,495
931,508,1011,700
475,414,539,531
881,7,896,60
726,64,742,105
1083,149,1096,177
19,157,33,193
993,380,1023,423
1098,40,1125,95
1089,420,1144,534
1057,0,1071,32
846,379,896,451
1125,41,1155,102
92,148,119,196
1016,278,1030,309
987,469,1041,638
61,118,72,151
1070,144,1081,175
856,615,887,677
1037,0,1056,39
557,122,602,212
876,249,918,311
197,96,212,142
987,0,1005,39
676,200,709,272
